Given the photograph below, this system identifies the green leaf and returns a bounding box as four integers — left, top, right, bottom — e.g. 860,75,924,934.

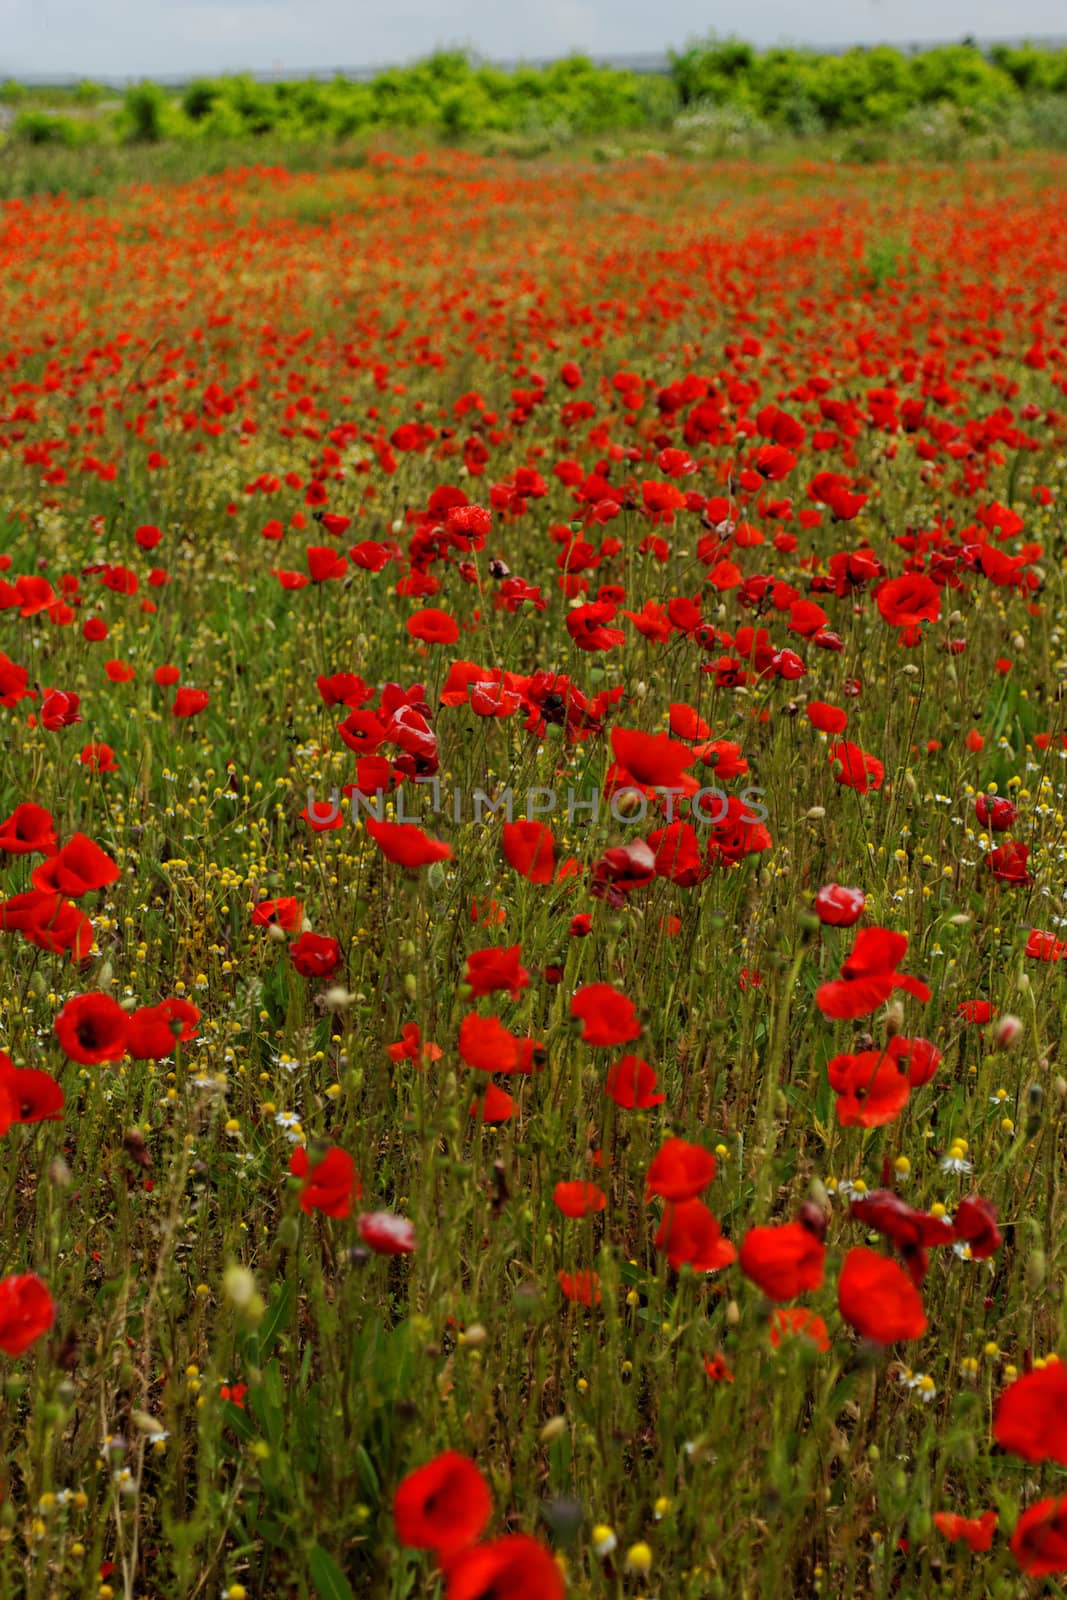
308,1544,355,1600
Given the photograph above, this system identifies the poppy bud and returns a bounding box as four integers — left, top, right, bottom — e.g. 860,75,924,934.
798,1200,828,1241
403,974,418,1000
49,1156,72,1188
1026,1249,1046,1291
726,1299,740,1326
267,922,287,943
884,1001,904,1037
993,1014,1023,1048
540,1415,567,1443
805,806,826,820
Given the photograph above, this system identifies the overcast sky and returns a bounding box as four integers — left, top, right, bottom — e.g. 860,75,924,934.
5,0,1066,79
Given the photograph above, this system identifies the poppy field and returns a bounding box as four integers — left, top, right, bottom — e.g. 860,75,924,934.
2,147,1067,1599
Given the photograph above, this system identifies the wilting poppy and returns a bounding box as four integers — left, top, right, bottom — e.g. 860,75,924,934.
837,1247,926,1342
393,1449,492,1557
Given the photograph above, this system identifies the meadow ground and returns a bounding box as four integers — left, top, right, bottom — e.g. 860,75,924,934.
1,147,1067,1599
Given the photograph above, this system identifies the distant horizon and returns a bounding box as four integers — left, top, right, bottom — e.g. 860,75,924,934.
6,32,1067,86
5,0,1067,83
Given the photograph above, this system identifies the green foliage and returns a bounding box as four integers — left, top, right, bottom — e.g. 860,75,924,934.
121,81,170,143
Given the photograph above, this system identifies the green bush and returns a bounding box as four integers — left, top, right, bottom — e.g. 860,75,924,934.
10,111,84,147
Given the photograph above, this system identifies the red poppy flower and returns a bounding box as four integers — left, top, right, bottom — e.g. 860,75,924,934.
125,998,201,1059
557,1269,600,1305
703,1351,734,1382
471,1083,516,1122
0,803,57,857
813,884,865,926
837,1247,926,1342
0,1057,64,1126
827,1050,910,1128
769,1307,830,1351
365,818,452,868
985,839,1032,885
1011,1496,1067,1575
173,688,210,718
357,1211,416,1255
976,793,1017,831
445,1534,565,1600
952,1194,1002,1261
289,931,342,978
654,1198,736,1272
611,727,695,789
876,574,942,628
829,741,884,794
154,664,181,687
463,945,530,999
806,701,848,735
605,1055,666,1109
645,1138,717,1202
849,1190,954,1285
887,1033,941,1088
0,1274,55,1357
816,926,930,1020
290,1146,360,1219
957,999,994,1023
501,820,555,884
31,834,119,898
994,1364,1067,1463
78,742,118,773
739,1220,825,1301
251,897,304,931
387,1023,442,1067
459,1013,521,1073
933,1511,997,1553
0,890,92,962
553,1181,607,1219
54,992,129,1065
301,799,345,833
407,607,460,644
571,983,641,1047
393,1450,492,1557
